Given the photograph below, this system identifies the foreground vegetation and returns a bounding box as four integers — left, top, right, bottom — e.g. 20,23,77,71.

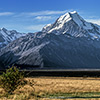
1,67,100,99
0,75,100,99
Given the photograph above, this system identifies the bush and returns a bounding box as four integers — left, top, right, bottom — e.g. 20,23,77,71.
0,66,25,94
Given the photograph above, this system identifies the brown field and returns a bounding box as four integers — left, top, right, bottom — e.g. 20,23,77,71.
1,77,100,100
32,77,100,93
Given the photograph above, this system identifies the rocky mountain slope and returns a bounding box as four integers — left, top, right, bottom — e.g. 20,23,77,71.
1,11,100,69
0,28,25,48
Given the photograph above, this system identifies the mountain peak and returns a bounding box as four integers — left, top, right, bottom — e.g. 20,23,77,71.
63,11,78,17
57,11,79,22
58,11,85,27
0,27,26,48
42,11,94,34
69,11,77,14
0,27,7,32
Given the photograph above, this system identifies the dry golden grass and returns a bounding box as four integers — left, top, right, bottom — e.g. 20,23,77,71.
1,77,100,100
31,77,100,93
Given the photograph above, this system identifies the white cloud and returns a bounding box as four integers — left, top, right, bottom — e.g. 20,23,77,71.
86,19,100,25
26,24,45,31
36,16,52,20
15,10,71,17
35,16,56,21
25,10,67,16
0,12,14,16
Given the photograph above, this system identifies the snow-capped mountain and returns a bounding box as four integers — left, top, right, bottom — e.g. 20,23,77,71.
1,11,100,69
42,11,100,40
0,28,25,48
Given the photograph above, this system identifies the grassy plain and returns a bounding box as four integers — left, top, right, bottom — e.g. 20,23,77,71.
0,77,100,99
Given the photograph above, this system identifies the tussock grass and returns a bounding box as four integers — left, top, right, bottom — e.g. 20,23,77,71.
32,77,100,93
0,77,100,99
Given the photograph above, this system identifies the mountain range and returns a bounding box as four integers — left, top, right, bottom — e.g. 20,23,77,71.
1,11,100,69
0,28,25,48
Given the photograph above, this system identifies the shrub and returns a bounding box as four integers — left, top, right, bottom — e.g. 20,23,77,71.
0,66,25,94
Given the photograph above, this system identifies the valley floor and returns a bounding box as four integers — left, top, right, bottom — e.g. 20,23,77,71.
1,77,100,99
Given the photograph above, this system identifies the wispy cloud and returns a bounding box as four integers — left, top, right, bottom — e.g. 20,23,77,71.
25,10,67,16
15,10,70,17
25,24,45,31
0,10,74,32
87,16,99,19
0,12,14,16
35,16,56,21
86,19,100,25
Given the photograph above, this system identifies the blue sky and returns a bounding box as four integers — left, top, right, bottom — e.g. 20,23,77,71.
0,0,100,33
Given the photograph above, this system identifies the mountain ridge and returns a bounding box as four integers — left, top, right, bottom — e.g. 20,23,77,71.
1,11,100,69
42,11,100,40
0,28,25,48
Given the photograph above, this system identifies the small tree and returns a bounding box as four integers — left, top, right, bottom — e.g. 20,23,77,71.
0,66,25,94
